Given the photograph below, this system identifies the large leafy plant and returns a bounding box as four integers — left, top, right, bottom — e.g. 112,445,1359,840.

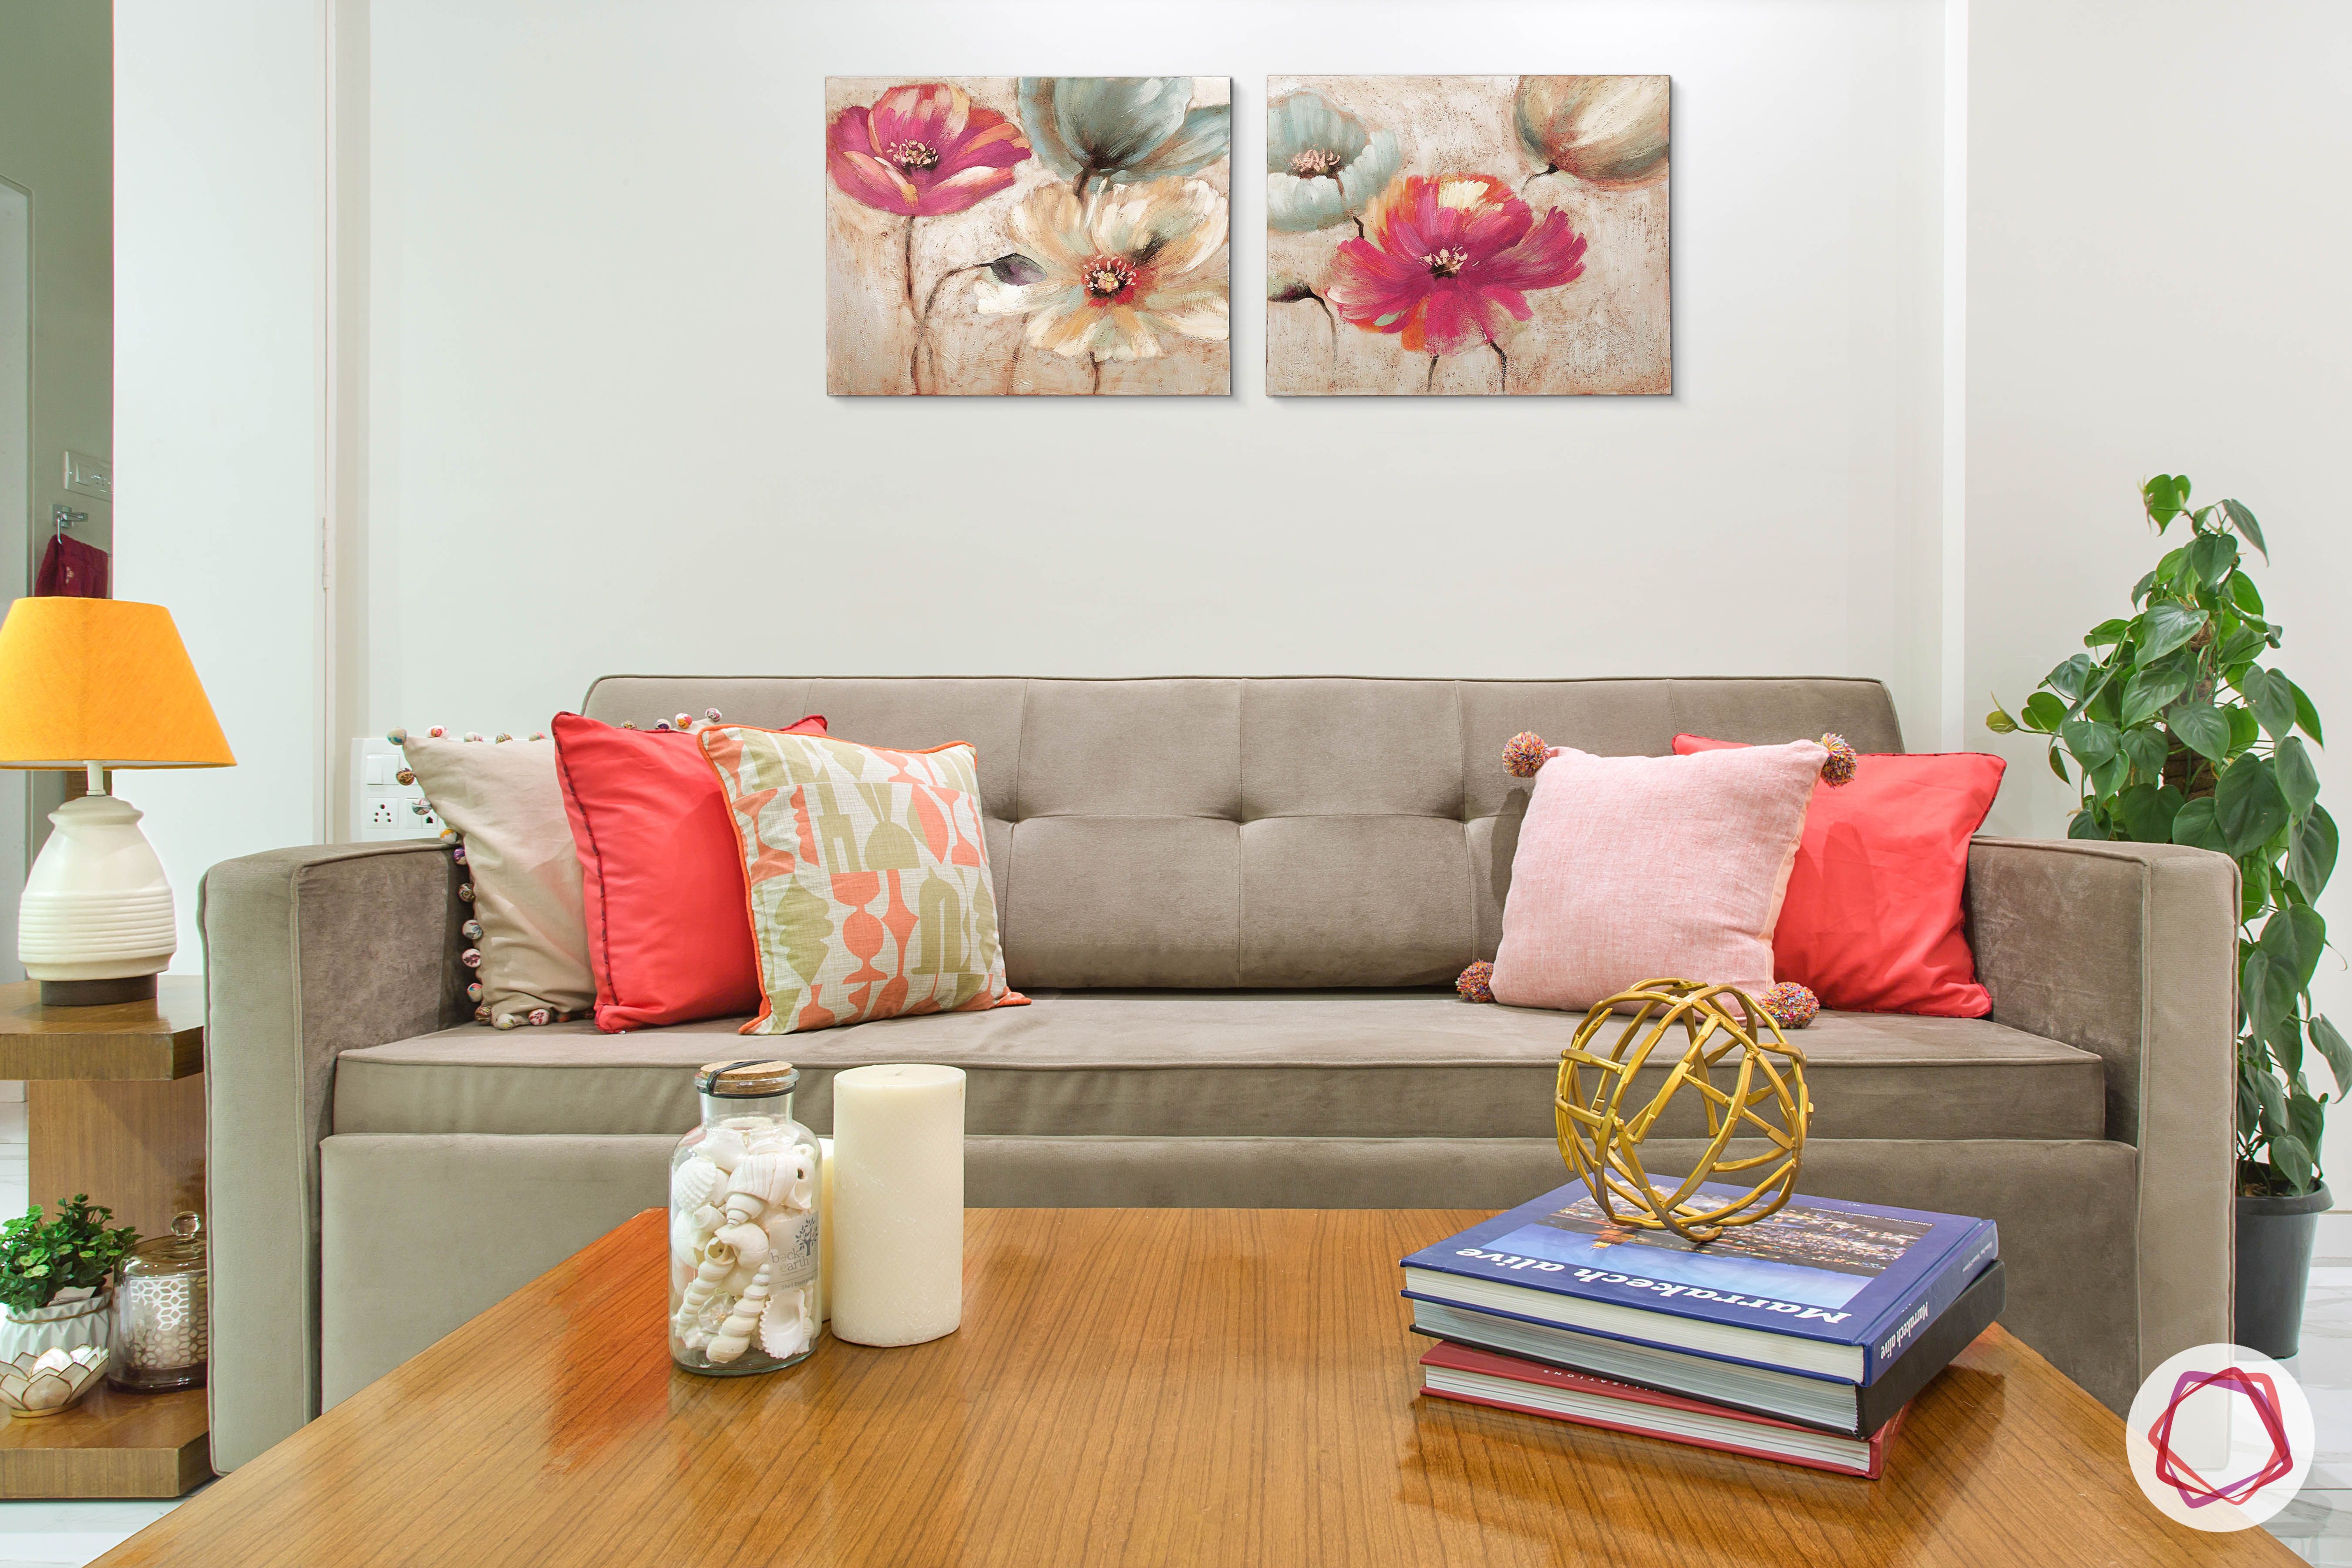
1989,476,2340,1197
0,1195,138,1314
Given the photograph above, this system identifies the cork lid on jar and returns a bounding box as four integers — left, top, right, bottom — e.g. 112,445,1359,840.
696,1059,800,1098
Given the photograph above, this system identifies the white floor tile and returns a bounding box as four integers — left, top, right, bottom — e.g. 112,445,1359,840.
2277,1271,2352,1561
0,1496,194,1568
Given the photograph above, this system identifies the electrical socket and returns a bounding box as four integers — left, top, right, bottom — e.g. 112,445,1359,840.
351,737,443,843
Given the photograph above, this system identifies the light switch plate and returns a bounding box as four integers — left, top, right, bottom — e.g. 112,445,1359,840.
351,737,443,841
62,450,110,501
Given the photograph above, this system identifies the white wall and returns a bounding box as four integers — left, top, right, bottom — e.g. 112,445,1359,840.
0,0,116,978
358,0,1949,750
0,184,25,982
1967,0,2352,1177
114,0,326,968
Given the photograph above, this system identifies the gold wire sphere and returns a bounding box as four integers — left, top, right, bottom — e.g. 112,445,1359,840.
1554,978,1812,1245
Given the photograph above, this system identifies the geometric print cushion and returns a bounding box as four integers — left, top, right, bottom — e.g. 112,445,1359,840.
699,725,1024,1036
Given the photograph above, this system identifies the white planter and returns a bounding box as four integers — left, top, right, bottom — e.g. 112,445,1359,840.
0,1289,113,1361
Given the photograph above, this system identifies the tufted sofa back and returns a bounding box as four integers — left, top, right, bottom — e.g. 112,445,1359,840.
580,676,1903,989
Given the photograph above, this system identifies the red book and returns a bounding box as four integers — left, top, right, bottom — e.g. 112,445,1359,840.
1419,1340,1905,1478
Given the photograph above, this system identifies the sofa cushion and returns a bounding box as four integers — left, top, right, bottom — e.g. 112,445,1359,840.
700,726,1021,1033
333,989,2103,1144
552,710,828,1032
398,731,594,1023
1677,735,2005,1017
1489,740,1827,1009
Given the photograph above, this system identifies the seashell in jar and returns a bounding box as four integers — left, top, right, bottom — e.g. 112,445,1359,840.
760,1284,814,1360
671,1156,722,1213
745,1124,794,1156
680,1236,733,1299
724,1152,793,1211
707,1266,771,1364
713,1220,770,1274
673,1235,737,1333
697,1127,747,1173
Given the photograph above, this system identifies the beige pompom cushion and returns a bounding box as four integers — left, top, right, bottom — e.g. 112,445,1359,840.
399,733,594,1026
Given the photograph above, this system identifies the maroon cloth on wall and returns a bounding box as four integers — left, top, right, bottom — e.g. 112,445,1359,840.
35,535,109,598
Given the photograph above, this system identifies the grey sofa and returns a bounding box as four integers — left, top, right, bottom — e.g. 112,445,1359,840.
198,675,2237,1471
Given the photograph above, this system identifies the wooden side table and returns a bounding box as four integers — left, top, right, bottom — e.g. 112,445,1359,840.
0,977,210,1497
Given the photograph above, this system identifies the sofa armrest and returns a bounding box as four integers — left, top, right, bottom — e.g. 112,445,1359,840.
199,840,469,1471
1964,835,2239,1376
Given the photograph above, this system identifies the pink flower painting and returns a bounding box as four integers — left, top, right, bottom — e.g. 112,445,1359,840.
827,77,1231,396
1265,75,1671,396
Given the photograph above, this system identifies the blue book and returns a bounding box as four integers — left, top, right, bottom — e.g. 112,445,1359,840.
1400,1179,1998,1386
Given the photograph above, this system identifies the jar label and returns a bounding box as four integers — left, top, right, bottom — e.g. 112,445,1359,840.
767,1213,819,1289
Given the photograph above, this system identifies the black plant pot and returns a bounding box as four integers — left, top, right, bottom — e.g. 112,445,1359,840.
2236,1182,2332,1359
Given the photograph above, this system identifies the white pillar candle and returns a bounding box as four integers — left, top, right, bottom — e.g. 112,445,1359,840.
830,1063,964,1347
816,1135,835,1324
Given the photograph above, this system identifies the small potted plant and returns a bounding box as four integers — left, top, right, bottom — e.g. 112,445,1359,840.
0,1196,139,1361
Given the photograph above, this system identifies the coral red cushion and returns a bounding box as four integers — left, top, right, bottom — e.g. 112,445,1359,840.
1489,740,1827,1012
552,711,827,1031
1673,735,2005,1017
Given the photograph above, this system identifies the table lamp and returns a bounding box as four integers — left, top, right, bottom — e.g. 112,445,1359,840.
0,599,234,1005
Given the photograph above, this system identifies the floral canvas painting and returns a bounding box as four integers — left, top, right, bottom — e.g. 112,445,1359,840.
1265,75,1669,396
826,77,1231,396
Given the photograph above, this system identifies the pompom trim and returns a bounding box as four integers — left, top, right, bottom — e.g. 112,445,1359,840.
1818,734,1859,788
1757,982,1820,1030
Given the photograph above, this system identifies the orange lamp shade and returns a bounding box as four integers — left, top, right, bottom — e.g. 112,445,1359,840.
0,599,234,769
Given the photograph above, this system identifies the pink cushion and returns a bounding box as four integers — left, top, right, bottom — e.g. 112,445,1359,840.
1674,735,2004,1017
552,710,827,1032
1489,740,1826,1012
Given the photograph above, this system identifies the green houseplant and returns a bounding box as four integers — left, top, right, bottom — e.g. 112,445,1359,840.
0,1195,138,1362
1988,475,2337,1354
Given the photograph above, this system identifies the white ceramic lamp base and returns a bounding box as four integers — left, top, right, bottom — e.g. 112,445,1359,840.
18,792,176,1006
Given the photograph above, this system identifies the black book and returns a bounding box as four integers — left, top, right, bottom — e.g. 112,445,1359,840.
1409,1258,2004,1439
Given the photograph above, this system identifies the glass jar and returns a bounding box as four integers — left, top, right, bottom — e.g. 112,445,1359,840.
110,1212,207,1391
670,1059,821,1376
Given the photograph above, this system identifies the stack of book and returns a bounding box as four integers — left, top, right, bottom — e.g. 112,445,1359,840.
1400,1179,2002,1478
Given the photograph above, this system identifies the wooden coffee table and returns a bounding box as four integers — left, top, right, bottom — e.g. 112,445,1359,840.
98,1208,2293,1565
